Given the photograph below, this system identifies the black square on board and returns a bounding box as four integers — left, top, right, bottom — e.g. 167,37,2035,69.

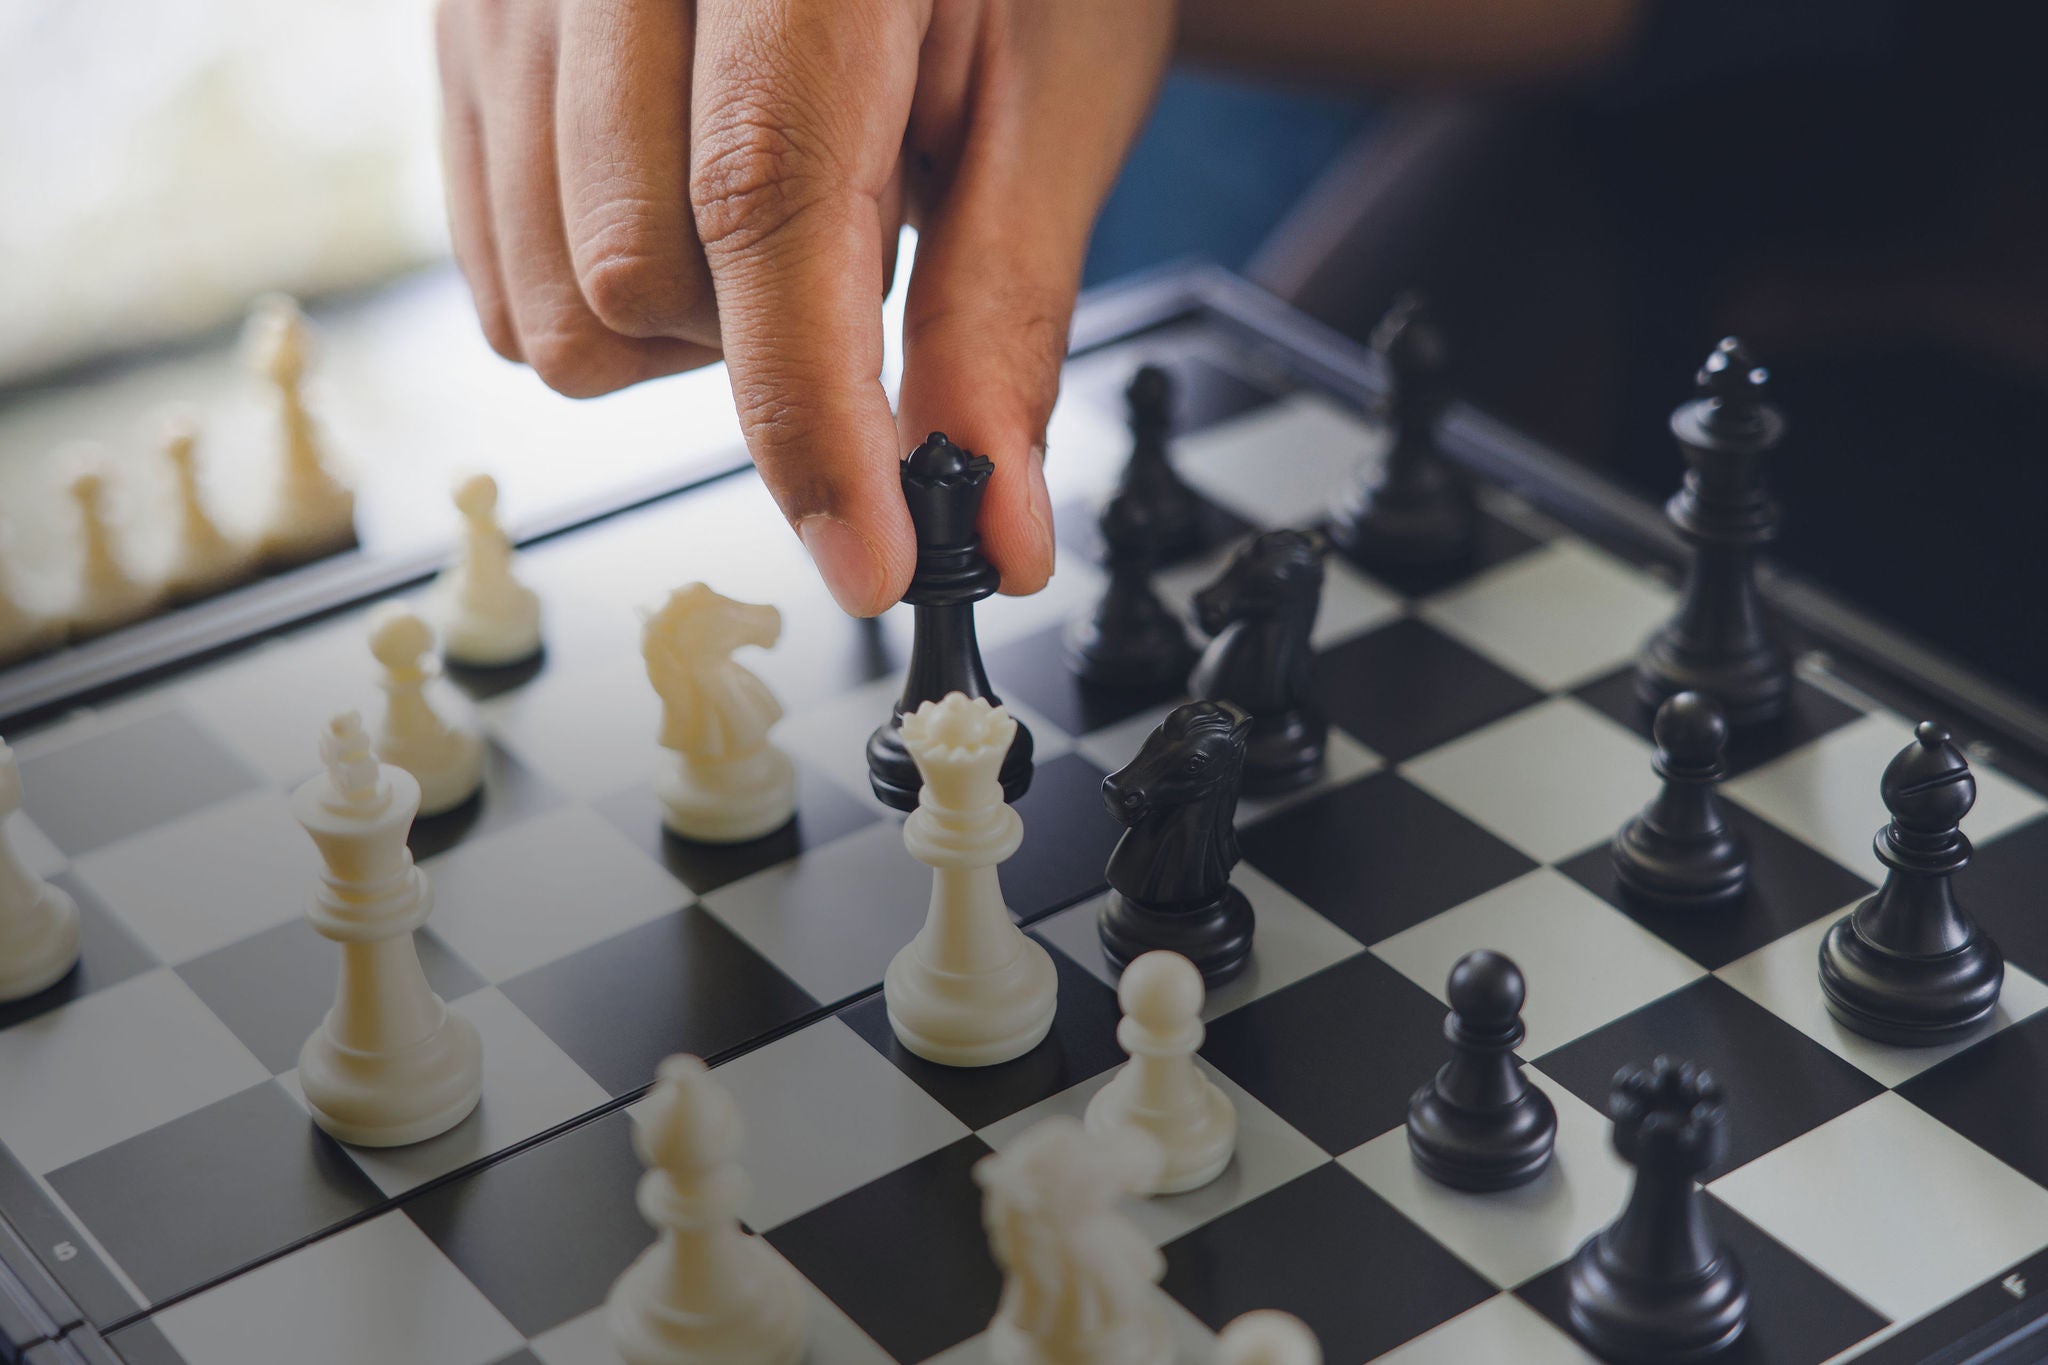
177,921,485,1074
406,741,565,863
501,906,818,1096
0,874,155,1031
592,763,879,898
1004,751,1126,923
1897,1009,2048,1191
1239,771,1536,945
986,623,1187,740
1556,803,1874,971
1517,1193,1886,1365
407,1109,644,1339
47,1081,383,1310
19,711,257,857
844,937,1123,1130
1534,978,1883,1182
1314,618,1544,764
1161,1162,1494,1362
1200,952,1450,1155
768,1136,1000,1365
1965,814,2048,985
1573,667,1864,778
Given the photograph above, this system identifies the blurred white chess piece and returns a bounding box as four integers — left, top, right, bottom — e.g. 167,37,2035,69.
160,410,255,599
62,449,160,638
1218,1311,1321,1365
369,604,484,817
1084,949,1237,1194
246,296,356,565
0,736,81,1001
435,472,542,667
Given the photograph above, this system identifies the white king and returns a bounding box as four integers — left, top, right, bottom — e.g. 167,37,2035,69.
884,693,1057,1067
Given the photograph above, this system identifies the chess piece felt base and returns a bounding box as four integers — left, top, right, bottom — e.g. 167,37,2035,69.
1064,604,1197,693
1098,887,1255,987
659,747,797,844
1633,628,1790,731
1240,712,1328,797
1818,905,2004,1046
0,881,81,1002
1406,1079,1556,1192
1612,814,1748,909
606,1235,808,1365
1567,1234,1748,1365
299,997,483,1148
868,721,1034,812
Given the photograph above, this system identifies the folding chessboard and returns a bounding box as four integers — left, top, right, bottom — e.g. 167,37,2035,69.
5,269,2048,1365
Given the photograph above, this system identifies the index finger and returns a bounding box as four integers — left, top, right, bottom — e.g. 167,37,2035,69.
689,0,925,617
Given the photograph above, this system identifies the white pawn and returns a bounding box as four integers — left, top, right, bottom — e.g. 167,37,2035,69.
0,738,81,1001
63,454,160,638
1084,950,1237,1194
295,711,482,1147
369,604,484,817
436,472,542,667
160,413,252,600
1218,1312,1321,1365
643,584,795,843
607,1054,808,1365
0,535,64,668
977,1117,1171,1365
247,295,356,565
885,693,1057,1067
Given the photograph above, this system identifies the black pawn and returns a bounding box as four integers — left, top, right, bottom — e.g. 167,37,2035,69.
1819,722,2003,1045
1098,700,1257,985
1327,293,1477,573
1407,950,1557,1191
1634,339,1792,729
1064,490,1198,691
865,433,1034,811
1567,1057,1748,1364
1112,365,1206,566
1612,693,1749,909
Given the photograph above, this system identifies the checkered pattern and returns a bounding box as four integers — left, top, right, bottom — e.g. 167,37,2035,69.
5,330,2048,1365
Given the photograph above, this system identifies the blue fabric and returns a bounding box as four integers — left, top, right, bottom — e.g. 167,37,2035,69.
1082,71,1379,287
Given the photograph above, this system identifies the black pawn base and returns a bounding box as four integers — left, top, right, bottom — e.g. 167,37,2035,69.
1098,886,1255,987
1064,613,1196,694
1240,713,1327,798
1818,908,2004,1047
1633,630,1790,732
1407,1084,1556,1192
867,720,1035,813
1612,817,1747,910
1328,479,1477,575
1567,1236,1749,1365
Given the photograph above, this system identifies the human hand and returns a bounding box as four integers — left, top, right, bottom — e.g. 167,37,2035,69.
435,0,1177,614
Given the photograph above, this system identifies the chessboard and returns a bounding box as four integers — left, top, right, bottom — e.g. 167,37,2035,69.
5,268,2048,1365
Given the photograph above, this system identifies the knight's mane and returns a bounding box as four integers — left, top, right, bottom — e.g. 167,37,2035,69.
1253,529,1324,584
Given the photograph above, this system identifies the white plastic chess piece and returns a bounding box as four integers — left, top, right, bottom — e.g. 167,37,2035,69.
976,1116,1171,1365
294,711,482,1147
1218,1311,1321,1365
369,604,485,817
160,412,253,599
1084,950,1237,1194
0,535,63,667
0,738,81,1002
643,584,796,843
63,454,160,638
436,472,542,667
606,1054,809,1365
884,693,1057,1067
246,296,356,564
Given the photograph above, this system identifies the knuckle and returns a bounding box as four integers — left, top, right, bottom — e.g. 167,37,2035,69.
524,328,626,399
689,101,830,255
572,208,700,335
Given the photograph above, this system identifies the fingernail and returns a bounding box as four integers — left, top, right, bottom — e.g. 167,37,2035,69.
1027,444,1055,567
798,514,887,616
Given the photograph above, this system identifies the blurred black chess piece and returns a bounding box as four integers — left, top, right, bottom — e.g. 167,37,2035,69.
1327,294,1477,574
1819,722,2003,1045
1065,489,1198,692
1188,530,1328,796
1633,339,1791,729
1112,365,1207,566
866,433,1034,811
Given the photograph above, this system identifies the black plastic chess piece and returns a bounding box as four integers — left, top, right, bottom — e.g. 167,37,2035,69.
866,433,1034,811
1612,693,1750,910
1327,293,1477,572
1064,490,1198,691
1567,1057,1748,1364
1098,700,1256,985
1112,364,1206,565
1818,722,2003,1046
1188,529,1328,796
1633,339,1791,729
1407,950,1557,1191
